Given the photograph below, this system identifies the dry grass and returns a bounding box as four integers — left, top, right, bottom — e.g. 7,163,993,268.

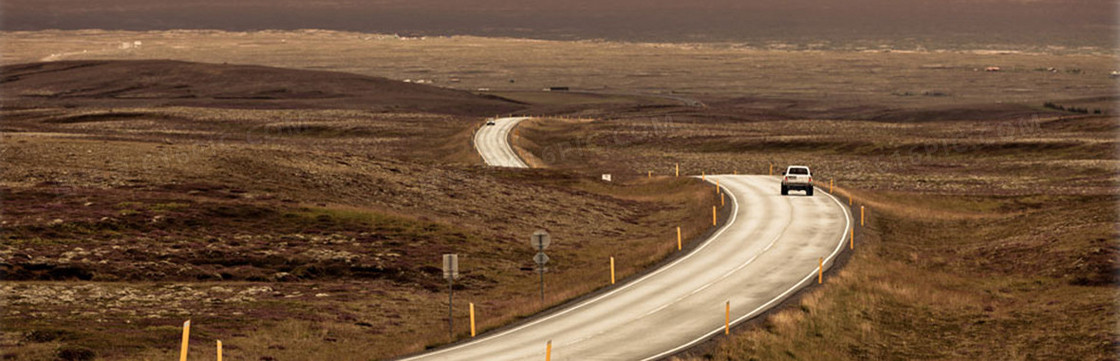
676,198,1117,361
2,30,1116,113
1,31,1116,360
0,95,718,360
515,106,1119,361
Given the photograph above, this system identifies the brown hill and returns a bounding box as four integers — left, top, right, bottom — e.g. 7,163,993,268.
0,60,522,115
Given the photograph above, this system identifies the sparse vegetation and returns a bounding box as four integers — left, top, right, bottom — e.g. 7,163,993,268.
515,107,1119,361
2,30,1116,115
1045,102,1106,115
0,28,1116,361
0,61,723,360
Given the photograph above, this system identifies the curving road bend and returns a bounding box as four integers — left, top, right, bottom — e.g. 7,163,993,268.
398,175,851,361
474,116,531,168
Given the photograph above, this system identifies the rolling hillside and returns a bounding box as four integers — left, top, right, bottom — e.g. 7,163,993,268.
0,60,522,115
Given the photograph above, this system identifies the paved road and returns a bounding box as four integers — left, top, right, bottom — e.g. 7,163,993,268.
399,172,851,360
474,116,530,168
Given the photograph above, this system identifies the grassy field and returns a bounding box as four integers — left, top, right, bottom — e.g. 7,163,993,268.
0,61,725,360
0,30,1117,361
515,106,1119,360
680,193,1117,360
2,30,1116,113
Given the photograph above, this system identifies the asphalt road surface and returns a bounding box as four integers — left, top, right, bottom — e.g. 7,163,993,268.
400,157,852,360
474,116,530,168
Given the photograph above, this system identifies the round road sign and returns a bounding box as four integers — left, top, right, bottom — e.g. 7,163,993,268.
530,230,551,250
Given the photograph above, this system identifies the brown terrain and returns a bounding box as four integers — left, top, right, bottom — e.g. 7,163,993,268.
0,60,521,115
2,0,1116,49
514,100,1119,360
0,27,1117,361
2,30,1115,110
0,60,722,360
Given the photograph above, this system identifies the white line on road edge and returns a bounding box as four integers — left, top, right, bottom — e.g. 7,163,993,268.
396,177,851,361
637,186,792,319
474,116,529,168
640,183,852,361
396,176,743,361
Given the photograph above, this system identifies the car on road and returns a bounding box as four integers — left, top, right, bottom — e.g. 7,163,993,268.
486,120,496,126
781,165,813,196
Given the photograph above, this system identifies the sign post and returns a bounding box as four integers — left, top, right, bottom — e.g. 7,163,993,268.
443,254,460,341
531,230,551,304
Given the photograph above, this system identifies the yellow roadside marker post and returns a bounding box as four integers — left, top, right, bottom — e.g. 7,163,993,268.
715,179,720,194
850,227,854,250
725,301,730,335
720,192,725,207
469,303,476,337
675,163,679,177
818,257,824,284
702,171,706,181
712,206,717,226
676,226,682,251
180,320,190,361
769,163,773,176
849,194,852,206
830,178,834,193
546,340,552,361
610,257,616,285
648,171,652,179
217,340,222,361
861,206,865,227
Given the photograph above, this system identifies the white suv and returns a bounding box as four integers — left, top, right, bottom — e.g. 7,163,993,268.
780,165,813,196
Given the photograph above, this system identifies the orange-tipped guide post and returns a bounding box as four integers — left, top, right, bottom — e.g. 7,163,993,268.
725,301,731,335
676,226,682,250
179,320,190,361
818,257,824,284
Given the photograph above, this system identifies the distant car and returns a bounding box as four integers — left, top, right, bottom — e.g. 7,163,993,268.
780,165,813,196
486,120,496,126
